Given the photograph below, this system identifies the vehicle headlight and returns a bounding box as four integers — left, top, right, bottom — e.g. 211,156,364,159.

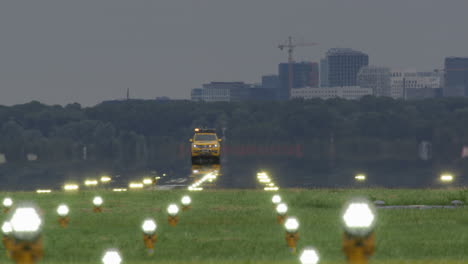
193,144,197,148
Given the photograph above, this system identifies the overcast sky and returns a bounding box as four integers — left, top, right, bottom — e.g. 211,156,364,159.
1,0,467,106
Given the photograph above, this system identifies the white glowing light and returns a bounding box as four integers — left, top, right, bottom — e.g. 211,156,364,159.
440,174,454,182
3,197,13,207
2,221,12,235
112,188,127,192
85,180,99,186
100,176,112,183
102,249,122,264
36,189,52,194
284,217,299,233
10,206,42,240
57,204,69,217
272,194,282,204
276,203,288,215
129,182,144,189
299,247,320,264
167,204,179,216
181,196,191,206
342,200,376,236
142,218,157,234
264,187,279,191
64,184,79,191
93,196,103,206
143,178,153,185
355,174,366,181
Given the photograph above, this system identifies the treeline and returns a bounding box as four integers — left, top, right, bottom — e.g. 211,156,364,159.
0,96,468,171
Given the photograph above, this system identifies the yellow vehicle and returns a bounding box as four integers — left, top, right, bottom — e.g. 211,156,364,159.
190,128,221,164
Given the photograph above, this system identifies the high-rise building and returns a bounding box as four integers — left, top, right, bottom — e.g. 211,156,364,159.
325,48,369,87
278,62,319,100
320,58,329,87
444,57,468,97
357,66,391,97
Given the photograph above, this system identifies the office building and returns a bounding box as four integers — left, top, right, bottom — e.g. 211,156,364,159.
357,66,391,97
390,70,443,99
325,48,369,87
278,62,319,100
291,86,372,100
444,57,468,97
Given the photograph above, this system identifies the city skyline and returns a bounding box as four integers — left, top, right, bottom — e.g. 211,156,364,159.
1,0,468,106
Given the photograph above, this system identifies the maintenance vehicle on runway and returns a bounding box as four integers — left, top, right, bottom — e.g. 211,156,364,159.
190,128,221,165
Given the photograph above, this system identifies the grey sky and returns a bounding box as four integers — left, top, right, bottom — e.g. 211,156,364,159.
1,0,467,106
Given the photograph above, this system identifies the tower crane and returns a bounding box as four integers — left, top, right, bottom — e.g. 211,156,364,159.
278,36,318,98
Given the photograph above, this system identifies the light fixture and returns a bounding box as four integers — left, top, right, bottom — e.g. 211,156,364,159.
181,196,192,211
440,174,454,183
129,182,144,189
272,194,282,205
3,197,13,213
57,204,70,228
84,179,99,186
100,176,112,183
141,218,158,255
276,203,288,224
284,217,300,254
342,198,376,263
112,188,127,192
354,174,366,182
299,247,320,264
63,184,79,191
167,204,180,227
102,249,122,264
36,189,52,194
93,196,103,213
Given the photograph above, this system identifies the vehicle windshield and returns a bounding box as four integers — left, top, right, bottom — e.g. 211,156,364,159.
194,134,217,142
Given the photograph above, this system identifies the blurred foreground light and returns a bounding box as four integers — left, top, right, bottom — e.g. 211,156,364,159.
113,188,127,192
63,184,79,191
93,196,103,206
100,176,112,183
272,194,282,204
167,204,179,216
3,197,13,208
142,218,157,235
10,205,42,241
264,187,279,191
299,247,320,264
2,221,12,235
102,249,122,264
440,174,454,183
129,182,144,189
84,179,99,186
36,189,52,194
181,196,191,206
57,204,69,217
284,217,299,233
354,174,366,182
342,198,376,237
143,178,153,185
276,203,288,215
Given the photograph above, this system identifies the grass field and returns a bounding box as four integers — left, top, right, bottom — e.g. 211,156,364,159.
1,188,468,263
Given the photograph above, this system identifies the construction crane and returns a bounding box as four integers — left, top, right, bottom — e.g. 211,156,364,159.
278,36,318,98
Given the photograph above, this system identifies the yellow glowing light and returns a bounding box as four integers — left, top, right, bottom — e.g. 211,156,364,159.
143,178,153,185
112,188,128,192
36,189,52,194
129,182,144,189
100,176,112,183
264,187,279,191
355,174,366,181
440,174,454,183
63,184,79,191
84,180,99,186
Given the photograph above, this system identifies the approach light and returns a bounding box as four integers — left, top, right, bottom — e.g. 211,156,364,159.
100,176,112,183
84,179,99,186
440,174,454,183
276,203,288,215
143,178,153,185
63,184,79,191
167,204,180,227
93,196,103,206
129,182,144,189
36,189,52,194
272,194,282,205
299,247,320,264
342,200,375,237
264,186,279,191
355,174,366,182
2,221,12,235
102,249,122,264
284,217,299,233
10,206,42,241
342,198,376,263
181,195,192,211
57,204,69,217
113,188,128,192
141,218,158,254
3,197,13,213
142,219,157,235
